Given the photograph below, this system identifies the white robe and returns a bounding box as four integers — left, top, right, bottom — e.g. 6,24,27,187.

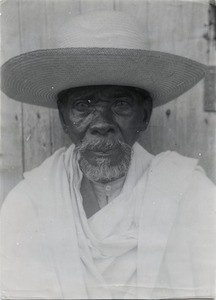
1,143,215,299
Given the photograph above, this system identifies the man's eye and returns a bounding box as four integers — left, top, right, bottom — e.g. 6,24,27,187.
73,100,91,112
115,101,130,107
112,99,132,115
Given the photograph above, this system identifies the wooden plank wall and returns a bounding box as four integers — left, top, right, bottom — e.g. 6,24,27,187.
1,0,215,205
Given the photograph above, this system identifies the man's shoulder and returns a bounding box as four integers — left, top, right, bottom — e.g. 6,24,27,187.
138,144,198,172
154,150,197,167
150,149,215,204
1,145,73,211
154,150,214,185
149,150,198,187
24,146,70,179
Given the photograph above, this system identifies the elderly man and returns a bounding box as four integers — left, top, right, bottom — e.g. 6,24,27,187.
1,10,215,300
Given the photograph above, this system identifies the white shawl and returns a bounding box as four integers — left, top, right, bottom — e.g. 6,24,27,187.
1,143,215,299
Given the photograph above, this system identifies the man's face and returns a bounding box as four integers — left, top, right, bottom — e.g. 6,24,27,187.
58,85,152,182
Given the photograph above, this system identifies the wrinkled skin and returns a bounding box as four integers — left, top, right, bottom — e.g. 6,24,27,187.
58,85,152,153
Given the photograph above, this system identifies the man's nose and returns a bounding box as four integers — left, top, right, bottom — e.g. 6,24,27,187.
90,122,116,136
89,110,116,136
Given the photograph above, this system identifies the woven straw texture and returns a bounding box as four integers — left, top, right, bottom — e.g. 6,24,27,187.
1,47,207,108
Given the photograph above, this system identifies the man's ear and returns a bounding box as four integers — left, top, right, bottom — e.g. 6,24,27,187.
141,101,153,131
57,102,69,134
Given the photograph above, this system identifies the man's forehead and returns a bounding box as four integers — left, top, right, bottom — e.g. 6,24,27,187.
67,85,137,98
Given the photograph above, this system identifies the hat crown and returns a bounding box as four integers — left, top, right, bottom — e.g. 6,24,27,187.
54,11,147,49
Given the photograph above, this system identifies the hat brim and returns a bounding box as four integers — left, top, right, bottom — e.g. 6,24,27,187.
1,47,207,108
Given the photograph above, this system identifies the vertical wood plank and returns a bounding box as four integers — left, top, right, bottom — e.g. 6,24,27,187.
174,2,214,179
203,1,216,180
80,0,114,12
45,0,81,152
207,1,216,66
18,0,52,172
132,0,216,182
0,0,23,204
114,0,149,23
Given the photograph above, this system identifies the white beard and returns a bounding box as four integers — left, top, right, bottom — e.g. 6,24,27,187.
75,138,132,183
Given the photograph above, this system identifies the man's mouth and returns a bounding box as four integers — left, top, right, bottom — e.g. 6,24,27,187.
85,147,119,157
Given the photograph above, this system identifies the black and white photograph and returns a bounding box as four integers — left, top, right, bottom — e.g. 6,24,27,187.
0,0,216,299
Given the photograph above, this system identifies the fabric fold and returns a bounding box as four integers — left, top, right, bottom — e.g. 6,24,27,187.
1,142,215,299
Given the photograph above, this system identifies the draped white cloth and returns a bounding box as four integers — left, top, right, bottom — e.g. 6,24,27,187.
1,143,216,299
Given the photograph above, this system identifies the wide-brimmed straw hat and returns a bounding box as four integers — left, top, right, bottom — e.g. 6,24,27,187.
1,10,207,108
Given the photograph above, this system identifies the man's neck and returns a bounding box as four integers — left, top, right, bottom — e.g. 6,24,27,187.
90,176,126,208
80,175,126,218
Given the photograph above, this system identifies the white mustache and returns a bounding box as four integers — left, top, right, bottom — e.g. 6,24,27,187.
75,137,131,153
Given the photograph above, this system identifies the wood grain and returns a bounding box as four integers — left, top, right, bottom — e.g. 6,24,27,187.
18,0,52,172
80,0,114,12
0,0,23,205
